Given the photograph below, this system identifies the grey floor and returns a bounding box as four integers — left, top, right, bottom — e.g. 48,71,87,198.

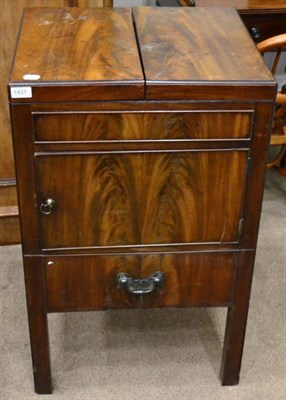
0,170,285,399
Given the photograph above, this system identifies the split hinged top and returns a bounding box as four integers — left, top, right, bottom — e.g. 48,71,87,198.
9,6,276,102
10,8,145,102
9,3,279,393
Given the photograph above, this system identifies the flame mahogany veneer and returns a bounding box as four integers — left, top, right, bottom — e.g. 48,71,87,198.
9,7,276,394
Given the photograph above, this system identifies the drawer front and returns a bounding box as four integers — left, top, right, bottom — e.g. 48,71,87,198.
36,150,248,249
241,13,286,42
44,253,236,311
33,111,253,142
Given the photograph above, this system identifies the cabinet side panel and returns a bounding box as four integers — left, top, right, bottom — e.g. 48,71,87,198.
240,102,275,249
10,104,41,253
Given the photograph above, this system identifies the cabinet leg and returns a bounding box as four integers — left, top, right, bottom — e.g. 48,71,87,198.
23,256,52,394
220,252,255,386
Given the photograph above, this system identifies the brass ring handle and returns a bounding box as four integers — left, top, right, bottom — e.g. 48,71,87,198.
39,198,56,215
116,271,166,295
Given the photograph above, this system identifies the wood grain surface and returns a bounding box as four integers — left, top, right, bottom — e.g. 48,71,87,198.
44,252,236,311
36,150,247,249
134,7,274,83
10,7,143,84
0,215,20,245
0,1,66,179
34,111,253,141
1,0,113,178
0,0,113,245
8,3,277,391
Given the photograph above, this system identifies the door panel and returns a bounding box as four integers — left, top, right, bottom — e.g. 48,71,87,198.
0,0,113,245
36,150,248,249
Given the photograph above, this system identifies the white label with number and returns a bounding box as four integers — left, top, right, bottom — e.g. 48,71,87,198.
10,86,32,99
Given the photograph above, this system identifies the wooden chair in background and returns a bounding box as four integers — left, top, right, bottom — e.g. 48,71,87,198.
257,34,286,173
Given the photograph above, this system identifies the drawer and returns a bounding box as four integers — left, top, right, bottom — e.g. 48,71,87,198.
33,111,253,142
241,13,286,42
36,150,248,249
44,252,236,311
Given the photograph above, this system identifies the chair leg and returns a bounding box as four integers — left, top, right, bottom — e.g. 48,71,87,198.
23,256,52,394
267,145,286,169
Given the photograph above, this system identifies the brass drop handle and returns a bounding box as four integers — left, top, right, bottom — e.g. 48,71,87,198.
116,271,166,295
39,198,56,215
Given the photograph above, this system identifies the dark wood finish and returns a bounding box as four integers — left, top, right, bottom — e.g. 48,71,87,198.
34,140,250,152
134,7,275,100
0,0,113,245
34,111,253,141
9,7,144,102
9,7,276,393
23,256,51,394
220,251,255,385
241,13,286,42
45,253,236,311
11,7,138,84
36,151,247,249
238,103,276,250
10,105,41,254
12,100,274,256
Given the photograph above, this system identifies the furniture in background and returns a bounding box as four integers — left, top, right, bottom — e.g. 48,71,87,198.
257,34,286,170
0,0,113,245
157,0,286,41
9,6,276,393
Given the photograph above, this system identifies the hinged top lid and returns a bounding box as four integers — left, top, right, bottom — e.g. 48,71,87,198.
134,7,276,100
9,6,276,103
9,7,144,102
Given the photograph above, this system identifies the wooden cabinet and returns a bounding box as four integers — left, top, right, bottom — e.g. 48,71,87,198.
0,0,113,244
9,6,276,394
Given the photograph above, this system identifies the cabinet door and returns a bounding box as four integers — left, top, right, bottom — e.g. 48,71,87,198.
36,150,248,249
0,0,113,245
